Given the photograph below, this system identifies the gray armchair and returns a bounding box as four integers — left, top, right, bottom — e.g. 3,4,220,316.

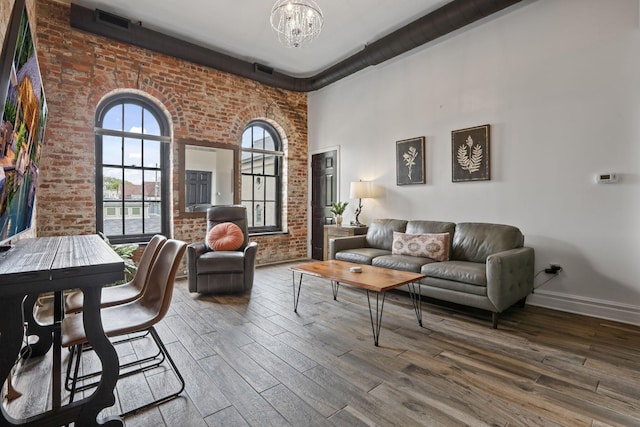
187,206,258,294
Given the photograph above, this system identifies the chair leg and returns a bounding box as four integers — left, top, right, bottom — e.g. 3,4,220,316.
65,326,185,417
65,333,164,393
68,345,83,404
120,326,185,418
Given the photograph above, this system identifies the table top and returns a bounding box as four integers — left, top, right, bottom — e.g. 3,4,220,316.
0,235,124,294
290,260,425,292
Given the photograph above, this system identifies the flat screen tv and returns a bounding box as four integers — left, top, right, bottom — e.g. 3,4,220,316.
0,0,47,247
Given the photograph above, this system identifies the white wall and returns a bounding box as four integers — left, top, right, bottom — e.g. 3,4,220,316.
308,0,640,325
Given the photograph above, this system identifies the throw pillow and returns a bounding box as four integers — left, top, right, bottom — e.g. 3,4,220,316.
207,222,244,251
392,232,450,262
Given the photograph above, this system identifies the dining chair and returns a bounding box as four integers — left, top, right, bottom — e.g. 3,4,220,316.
61,239,187,416
64,234,167,314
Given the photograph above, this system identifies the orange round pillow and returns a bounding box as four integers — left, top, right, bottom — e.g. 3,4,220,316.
206,222,244,251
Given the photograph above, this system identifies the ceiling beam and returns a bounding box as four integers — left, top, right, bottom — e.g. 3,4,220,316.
70,0,522,93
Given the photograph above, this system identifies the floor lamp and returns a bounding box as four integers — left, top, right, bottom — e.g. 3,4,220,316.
350,181,374,226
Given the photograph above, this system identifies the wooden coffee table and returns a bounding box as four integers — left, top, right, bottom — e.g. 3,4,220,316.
290,260,426,346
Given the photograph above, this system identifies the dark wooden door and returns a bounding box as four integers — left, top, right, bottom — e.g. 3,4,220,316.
311,150,337,260
186,170,212,207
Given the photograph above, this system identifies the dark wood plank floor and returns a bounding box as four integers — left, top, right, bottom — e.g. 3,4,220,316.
5,261,640,426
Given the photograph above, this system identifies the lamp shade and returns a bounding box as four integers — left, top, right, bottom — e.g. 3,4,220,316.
350,181,374,199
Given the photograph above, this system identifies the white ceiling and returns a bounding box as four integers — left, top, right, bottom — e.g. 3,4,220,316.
62,0,450,77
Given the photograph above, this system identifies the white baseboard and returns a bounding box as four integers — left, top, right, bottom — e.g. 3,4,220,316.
527,290,640,326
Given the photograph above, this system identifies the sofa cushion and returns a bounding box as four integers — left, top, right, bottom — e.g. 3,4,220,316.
406,220,456,259
365,219,408,250
373,254,437,273
453,223,524,263
197,250,245,273
392,232,450,262
335,248,391,265
419,276,488,296
421,260,487,286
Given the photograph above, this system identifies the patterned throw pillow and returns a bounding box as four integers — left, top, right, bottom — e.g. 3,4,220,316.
392,232,450,262
207,222,244,251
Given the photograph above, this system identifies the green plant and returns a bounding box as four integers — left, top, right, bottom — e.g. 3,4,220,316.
99,232,138,284
330,201,348,216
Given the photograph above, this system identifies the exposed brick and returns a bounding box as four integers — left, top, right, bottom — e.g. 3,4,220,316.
26,0,309,265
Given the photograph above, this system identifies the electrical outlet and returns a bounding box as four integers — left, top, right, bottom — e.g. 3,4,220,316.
544,264,562,274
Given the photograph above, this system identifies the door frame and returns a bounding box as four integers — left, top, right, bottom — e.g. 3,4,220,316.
308,145,341,259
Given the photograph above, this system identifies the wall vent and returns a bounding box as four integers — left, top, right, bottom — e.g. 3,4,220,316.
254,63,274,75
95,9,130,30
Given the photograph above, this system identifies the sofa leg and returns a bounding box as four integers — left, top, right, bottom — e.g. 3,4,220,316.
518,296,527,308
491,312,499,329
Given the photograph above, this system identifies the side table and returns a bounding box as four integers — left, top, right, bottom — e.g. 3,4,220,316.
323,225,368,260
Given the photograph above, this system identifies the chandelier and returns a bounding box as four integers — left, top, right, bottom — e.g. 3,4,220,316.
270,0,324,48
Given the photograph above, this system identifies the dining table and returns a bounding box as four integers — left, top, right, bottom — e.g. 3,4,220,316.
0,234,125,426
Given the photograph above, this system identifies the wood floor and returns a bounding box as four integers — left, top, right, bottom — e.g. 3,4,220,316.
5,261,640,426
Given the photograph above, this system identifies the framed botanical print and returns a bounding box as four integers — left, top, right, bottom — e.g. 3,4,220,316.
396,137,425,185
452,124,490,182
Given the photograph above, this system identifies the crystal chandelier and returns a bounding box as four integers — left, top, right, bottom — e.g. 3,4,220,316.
270,0,324,48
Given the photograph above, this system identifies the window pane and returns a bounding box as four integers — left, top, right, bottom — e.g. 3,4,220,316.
265,176,277,200
123,138,142,167
124,169,143,200
124,103,143,133
143,140,161,168
252,126,264,150
254,203,264,227
143,109,160,136
124,202,143,235
102,136,122,166
252,153,264,175
146,202,162,233
241,128,252,148
264,132,275,151
102,105,122,131
103,167,123,200
241,151,252,173
264,201,277,227
241,201,253,226
241,175,253,200
263,153,275,175
144,170,161,201
103,201,122,235
254,176,265,202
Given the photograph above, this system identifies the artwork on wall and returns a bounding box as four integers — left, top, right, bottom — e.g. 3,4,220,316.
396,136,425,185
0,0,48,243
452,124,490,182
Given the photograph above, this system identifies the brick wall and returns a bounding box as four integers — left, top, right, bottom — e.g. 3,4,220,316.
29,0,309,265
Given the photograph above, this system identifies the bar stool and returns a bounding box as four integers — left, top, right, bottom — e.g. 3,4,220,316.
65,234,167,314
62,239,187,416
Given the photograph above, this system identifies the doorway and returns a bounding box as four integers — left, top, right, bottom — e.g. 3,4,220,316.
311,150,337,260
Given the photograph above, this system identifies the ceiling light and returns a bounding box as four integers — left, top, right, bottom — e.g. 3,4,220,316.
270,0,323,48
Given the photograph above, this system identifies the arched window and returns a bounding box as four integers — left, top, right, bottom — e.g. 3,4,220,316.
241,121,283,232
95,94,170,243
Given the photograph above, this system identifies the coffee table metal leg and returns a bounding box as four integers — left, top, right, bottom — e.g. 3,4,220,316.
366,290,386,347
407,281,423,327
331,280,340,300
292,271,303,313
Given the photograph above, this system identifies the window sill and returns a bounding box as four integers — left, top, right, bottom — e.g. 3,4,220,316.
248,231,289,237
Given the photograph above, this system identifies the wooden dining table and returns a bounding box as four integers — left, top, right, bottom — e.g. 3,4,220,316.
0,235,124,426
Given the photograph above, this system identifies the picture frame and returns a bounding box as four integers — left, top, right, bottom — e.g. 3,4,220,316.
452,124,490,182
396,136,425,185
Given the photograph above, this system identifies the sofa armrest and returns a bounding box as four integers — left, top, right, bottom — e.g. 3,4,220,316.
187,242,208,292
328,235,367,260
486,247,535,312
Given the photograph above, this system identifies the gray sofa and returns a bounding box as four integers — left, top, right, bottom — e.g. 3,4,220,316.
329,219,534,328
